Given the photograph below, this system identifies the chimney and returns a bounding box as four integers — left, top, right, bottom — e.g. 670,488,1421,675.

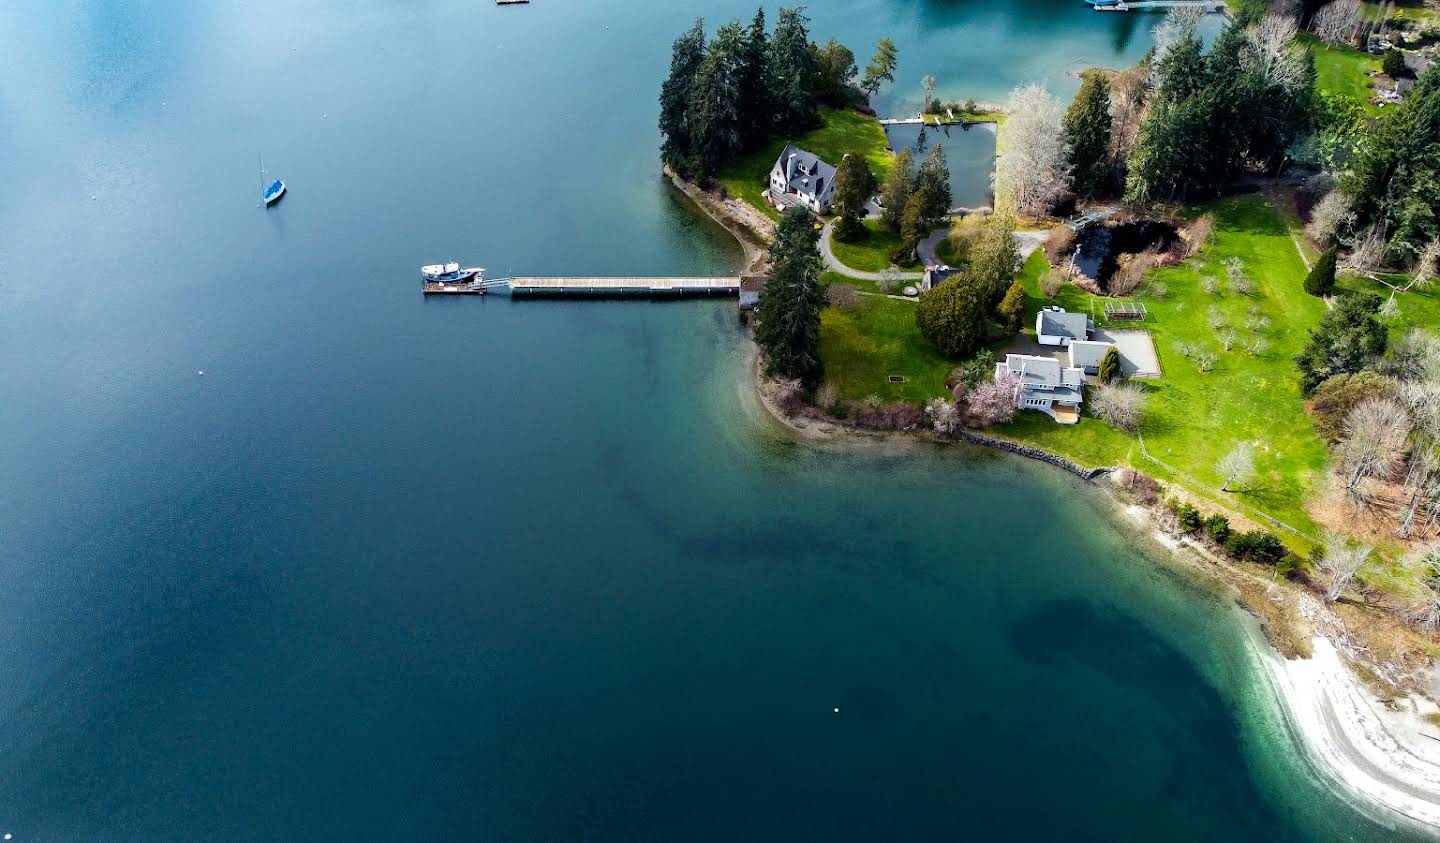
786,152,796,182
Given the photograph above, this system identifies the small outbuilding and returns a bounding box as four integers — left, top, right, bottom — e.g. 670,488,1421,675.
1036,306,1091,347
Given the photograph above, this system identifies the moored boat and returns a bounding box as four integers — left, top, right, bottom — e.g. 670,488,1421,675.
420,262,484,283
263,178,286,205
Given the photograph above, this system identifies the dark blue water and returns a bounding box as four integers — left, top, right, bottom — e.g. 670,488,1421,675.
0,1,1413,840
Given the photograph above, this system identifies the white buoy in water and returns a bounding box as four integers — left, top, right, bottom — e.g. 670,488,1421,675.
197,370,204,376
832,708,839,714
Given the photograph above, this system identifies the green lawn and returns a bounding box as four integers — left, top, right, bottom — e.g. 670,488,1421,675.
1303,34,1382,113
813,194,1433,545
717,108,892,221
819,273,950,403
993,196,1332,538
1339,272,1440,340
828,218,911,272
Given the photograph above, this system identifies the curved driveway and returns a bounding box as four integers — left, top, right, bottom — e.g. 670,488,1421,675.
823,221,1050,281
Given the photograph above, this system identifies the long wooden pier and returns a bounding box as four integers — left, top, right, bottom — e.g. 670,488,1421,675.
1091,0,1227,11
506,277,742,298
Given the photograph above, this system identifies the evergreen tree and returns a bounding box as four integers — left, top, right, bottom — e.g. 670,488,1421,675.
811,38,857,107
756,209,827,384
901,187,933,258
916,276,990,358
769,6,819,132
860,37,898,97
914,143,952,227
737,8,772,149
1304,247,1338,296
880,148,915,233
1098,346,1122,383
1344,66,1440,261
1064,72,1112,198
658,20,706,176
1294,293,1388,394
833,152,876,242
996,280,1027,333
687,21,747,181
1154,32,1207,106
969,214,1019,305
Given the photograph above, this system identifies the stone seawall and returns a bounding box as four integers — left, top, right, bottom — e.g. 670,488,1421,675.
953,428,1111,481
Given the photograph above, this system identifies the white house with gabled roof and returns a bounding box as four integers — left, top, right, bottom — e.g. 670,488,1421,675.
994,353,1085,424
768,145,837,213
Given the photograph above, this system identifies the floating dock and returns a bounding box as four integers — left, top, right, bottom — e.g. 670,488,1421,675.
1090,0,1227,10
506,277,742,298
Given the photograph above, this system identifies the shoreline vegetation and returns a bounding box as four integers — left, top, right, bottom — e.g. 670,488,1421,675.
657,4,1440,833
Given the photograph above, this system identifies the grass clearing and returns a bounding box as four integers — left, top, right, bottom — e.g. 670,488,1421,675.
1303,34,1383,113
718,108,892,221
995,196,1331,538
819,273,948,403
828,218,911,272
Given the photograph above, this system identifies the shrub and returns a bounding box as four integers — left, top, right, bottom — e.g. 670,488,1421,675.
1204,514,1232,545
996,281,1027,332
1174,502,1204,534
1182,212,1215,257
1040,268,1067,299
1305,370,1396,442
916,276,990,358
1097,346,1122,383
1304,248,1338,297
849,401,926,430
1090,380,1146,432
1043,226,1076,264
1383,47,1410,79
1224,530,1289,565
945,351,996,391
829,283,861,309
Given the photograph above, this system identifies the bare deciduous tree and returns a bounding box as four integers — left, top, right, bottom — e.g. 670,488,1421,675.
1312,0,1363,46
995,84,1072,217
1152,7,1206,79
1248,336,1270,356
1217,441,1256,492
1402,545,1440,630
1107,65,1150,161
1336,397,1413,502
1306,190,1357,246
926,396,961,434
921,75,937,110
1196,352,1217,373
1091,381,1147,433
1343,222,1388,274
1377,239,1440,307
1318,529,1375,602
1245,14,1309,92
1223,257,1255,296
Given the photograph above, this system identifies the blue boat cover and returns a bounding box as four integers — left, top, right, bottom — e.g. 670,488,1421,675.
266,179,283,195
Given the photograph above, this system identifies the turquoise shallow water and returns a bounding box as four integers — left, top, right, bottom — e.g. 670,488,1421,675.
0,1,1420,839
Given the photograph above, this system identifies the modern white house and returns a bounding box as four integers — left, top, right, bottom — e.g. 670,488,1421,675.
1036,306,1091,346
768,145,837,214
994,354,1085,424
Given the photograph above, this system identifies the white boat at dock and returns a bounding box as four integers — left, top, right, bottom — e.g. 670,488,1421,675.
420,262,484,283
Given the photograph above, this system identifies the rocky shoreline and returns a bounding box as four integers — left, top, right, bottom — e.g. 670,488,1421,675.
663,165,774,274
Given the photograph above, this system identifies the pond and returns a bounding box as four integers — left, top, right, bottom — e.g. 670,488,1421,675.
882,121,996,211
1071,219,1180,291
